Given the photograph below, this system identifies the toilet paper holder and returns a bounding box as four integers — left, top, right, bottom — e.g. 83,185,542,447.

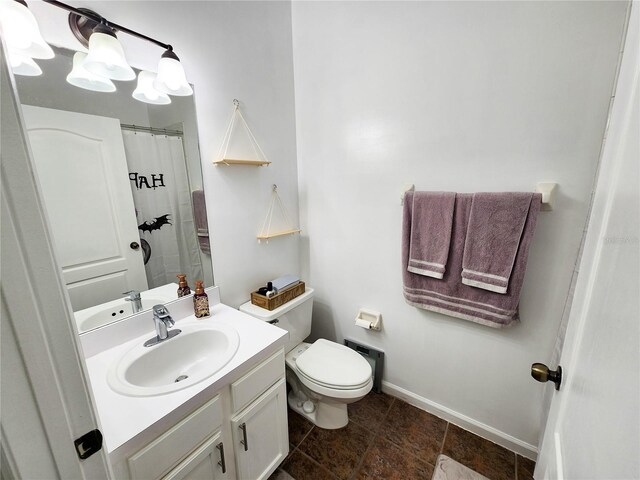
355,308,382,331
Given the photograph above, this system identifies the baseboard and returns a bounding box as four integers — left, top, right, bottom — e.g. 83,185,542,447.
381,381,538,461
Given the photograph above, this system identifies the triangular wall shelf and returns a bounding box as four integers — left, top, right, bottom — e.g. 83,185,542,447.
214,99,271,166
258,185,301,242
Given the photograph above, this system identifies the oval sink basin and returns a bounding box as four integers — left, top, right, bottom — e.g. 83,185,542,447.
77,297,171,333
108,322,240,397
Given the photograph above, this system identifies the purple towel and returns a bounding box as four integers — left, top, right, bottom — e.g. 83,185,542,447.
402,192,541,328
408,192,456,279
462,193,539,294
192,190,211,255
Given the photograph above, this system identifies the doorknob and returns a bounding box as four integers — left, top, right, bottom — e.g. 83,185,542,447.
130,241,140,250
531,363,562,390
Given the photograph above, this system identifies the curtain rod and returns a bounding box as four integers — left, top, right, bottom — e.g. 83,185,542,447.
121,124,184,136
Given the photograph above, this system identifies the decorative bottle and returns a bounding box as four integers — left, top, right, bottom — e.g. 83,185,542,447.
177,274,191,298
193,280,210,318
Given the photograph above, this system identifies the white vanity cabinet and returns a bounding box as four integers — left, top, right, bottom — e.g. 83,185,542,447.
120,348,288,480
230,349,289,480
127,395,227,480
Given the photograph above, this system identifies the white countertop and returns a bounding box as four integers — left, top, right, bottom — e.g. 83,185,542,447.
83,300,288,454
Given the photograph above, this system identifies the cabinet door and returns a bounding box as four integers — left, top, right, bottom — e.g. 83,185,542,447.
163,432,228,480
231,378,288,480
128,395,223,480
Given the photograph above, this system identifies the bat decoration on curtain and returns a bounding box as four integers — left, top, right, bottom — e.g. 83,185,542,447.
138,214,172,234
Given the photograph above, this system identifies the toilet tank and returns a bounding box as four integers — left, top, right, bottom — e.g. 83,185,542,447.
239,288,314,353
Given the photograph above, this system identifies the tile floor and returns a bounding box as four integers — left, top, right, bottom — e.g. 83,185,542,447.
270,392,535,480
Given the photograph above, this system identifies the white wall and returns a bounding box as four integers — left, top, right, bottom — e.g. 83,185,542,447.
292,0,627,450
28,0,300,307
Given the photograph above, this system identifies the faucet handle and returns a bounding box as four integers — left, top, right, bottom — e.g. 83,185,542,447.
153,304,170,318
153,304,174,327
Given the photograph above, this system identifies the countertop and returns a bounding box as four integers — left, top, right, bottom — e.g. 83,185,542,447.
83,298,288,453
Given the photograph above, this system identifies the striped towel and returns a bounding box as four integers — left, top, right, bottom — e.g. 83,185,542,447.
402,192,540,328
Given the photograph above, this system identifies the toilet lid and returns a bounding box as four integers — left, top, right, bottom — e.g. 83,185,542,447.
295,339,372,389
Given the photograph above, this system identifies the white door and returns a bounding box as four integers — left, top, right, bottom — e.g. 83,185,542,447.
21,105,148,310
535,5,639,479
1,47,111,478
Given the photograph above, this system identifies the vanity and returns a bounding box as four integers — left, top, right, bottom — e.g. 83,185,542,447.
79,287,289,480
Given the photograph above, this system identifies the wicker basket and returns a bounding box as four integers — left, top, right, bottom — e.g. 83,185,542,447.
250,281,305,311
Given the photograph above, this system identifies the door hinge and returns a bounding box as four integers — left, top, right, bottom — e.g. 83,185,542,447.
74,429,103,460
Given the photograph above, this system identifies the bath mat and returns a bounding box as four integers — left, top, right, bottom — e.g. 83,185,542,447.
432,454,489,480
269,469,295,480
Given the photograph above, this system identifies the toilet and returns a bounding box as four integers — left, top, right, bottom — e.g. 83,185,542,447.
239,288,373,429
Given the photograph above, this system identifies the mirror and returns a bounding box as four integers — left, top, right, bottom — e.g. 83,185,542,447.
15,46,213,333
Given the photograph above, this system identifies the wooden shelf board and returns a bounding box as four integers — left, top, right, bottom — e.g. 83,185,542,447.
257,229,301,240
214,159,271,166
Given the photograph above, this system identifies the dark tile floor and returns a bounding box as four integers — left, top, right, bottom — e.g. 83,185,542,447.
270,392,536,480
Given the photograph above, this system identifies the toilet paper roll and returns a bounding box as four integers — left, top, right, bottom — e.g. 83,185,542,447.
355,318,372,329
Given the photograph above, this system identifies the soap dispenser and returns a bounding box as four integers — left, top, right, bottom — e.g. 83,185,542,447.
193,280,210,318
177,274,191,298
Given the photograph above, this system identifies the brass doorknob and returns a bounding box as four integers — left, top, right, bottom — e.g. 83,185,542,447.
130,241,140,250
531,363,562,390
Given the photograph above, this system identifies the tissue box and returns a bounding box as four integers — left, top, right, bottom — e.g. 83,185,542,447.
250,281,305,311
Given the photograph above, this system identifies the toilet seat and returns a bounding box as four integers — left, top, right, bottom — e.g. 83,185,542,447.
295,339,372,390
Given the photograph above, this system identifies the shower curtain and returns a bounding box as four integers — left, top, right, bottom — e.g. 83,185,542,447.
122,130,203,289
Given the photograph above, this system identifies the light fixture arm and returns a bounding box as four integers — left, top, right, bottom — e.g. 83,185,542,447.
41,0,173,51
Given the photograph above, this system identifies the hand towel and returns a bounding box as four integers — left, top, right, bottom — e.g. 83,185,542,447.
407,191,456,279
402,191,541,328
462,193,539,294
192,190,211,255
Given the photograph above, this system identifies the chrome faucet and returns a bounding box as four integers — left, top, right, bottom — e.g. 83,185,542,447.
144,304,181,347
123,290,143,314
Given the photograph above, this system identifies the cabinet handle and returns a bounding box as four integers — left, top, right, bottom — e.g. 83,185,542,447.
239,423,249,451
216,442,226,474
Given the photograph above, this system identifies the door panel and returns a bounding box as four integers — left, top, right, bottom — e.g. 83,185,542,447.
536,6,639,479
21,105,148,310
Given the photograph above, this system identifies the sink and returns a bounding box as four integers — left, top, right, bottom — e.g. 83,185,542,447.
76,297,171,333
107,322,240,397
74,283,180,333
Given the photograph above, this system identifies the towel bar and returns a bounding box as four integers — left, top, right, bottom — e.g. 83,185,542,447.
536,182,557,211
400,182,558,211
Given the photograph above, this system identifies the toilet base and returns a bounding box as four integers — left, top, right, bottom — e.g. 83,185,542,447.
287,390,348,429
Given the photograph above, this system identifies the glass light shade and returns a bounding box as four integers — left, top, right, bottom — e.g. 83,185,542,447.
154,51,193,96
132,71,171,105
66,52,116,93
0,0,54,59
8,51,42,76
83,26,135,81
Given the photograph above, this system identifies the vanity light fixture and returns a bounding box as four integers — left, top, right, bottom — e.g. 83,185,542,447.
2,0,193,103
133,71,171,105
82,22,135,81
66,51,116,92
0,0,54,60
7,51,43,76
58,0,192,97
154,49,193,97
